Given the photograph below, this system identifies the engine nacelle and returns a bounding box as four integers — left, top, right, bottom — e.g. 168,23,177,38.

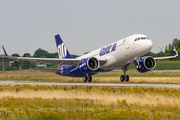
136,56,156,73
79,57,99,73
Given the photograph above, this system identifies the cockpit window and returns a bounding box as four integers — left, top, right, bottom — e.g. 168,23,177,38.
141,37,146,40
134,37,149,41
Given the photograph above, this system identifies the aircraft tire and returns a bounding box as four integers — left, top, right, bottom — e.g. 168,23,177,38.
125,75,129,82
83,76,87,82
120,75,124,82
87,76,92,82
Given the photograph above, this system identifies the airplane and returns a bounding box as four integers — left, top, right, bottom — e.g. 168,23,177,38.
2,34,178,82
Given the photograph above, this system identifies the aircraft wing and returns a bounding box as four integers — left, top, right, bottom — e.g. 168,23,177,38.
2,46,107,67
154,45,178,62
127,45,178,67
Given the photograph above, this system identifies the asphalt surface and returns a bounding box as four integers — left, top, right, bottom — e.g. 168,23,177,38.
0,81,180,88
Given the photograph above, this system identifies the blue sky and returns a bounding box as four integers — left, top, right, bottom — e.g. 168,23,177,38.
1,0,180,56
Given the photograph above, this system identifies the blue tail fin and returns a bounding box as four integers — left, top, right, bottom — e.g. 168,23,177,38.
55,34,74,59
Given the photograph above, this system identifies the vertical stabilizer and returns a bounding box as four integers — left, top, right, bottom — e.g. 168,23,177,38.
55,34,73,59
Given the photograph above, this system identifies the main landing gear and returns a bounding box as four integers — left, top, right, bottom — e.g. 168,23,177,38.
83,74,92,82
120,66,129,82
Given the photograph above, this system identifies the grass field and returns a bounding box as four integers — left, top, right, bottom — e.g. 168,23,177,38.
0,70,180,84
0,85,180,119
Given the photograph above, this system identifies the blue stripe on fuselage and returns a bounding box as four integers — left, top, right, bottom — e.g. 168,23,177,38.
55,65,112,77
55,65,85,77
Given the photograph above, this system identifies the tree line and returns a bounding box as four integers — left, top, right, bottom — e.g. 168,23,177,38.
11,48,79,58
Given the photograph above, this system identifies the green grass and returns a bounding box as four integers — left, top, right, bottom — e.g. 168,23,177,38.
1,71,180,84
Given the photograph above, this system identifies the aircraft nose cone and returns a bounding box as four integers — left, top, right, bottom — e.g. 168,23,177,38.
147,40,153,50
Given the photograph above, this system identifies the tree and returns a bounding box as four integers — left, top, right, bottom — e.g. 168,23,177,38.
144,52,155,57
172,38,178,47
177,40,180,48
46,53,58,58
33,48,48,58
21,60,31,69
11,60,20,70
165,46,168,54
22,53,31,57
33,48,59,58
71,54,79,58
11,54,21,57
155,51,164,57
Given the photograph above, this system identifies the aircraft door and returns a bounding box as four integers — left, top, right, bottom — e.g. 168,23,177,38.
133,39,138,52
126,40,130,50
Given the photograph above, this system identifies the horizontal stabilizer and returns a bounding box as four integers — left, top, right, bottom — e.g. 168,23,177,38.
30,68,62,72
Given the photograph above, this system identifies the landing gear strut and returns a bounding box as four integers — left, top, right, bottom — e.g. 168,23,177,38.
120,65,129,82
83,74,92,82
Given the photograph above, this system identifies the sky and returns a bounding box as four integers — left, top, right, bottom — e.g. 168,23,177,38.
1,0,180,56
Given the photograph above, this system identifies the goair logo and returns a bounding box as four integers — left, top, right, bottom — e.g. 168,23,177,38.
58,43,67,59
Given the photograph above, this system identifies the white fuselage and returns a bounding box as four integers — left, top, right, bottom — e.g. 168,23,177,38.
77,34,153,70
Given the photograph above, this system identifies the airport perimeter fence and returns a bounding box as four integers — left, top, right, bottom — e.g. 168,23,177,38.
0,58,180,71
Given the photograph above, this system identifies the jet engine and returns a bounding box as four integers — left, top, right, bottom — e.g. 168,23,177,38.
136,56,156,73
79,57,99,73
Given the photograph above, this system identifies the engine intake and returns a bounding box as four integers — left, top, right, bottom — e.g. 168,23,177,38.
136,56,156,73
79,57,99,73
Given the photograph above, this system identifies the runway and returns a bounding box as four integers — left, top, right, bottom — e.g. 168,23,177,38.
0,81,180,88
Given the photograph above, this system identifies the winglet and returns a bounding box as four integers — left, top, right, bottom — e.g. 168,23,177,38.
172,45,178,56
2,46,8,56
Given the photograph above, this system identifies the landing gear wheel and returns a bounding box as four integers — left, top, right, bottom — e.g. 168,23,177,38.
120,75,124,82
87,76,92,82
120,65,130,82
83,76,87,82
125,75,129,82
